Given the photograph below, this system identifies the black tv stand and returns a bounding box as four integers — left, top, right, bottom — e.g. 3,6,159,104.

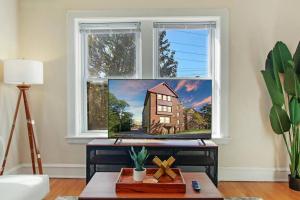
86,139,218,186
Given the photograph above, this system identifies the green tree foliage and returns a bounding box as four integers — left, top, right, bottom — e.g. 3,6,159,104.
88,33,136,77
87,82,107,130
192,111,206,129
200,104,212,129
159,31,178,77
108,93,133,133
87,32,136,131
185,106,212,130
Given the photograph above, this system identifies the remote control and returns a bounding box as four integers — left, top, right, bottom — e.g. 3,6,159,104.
192,180,201,192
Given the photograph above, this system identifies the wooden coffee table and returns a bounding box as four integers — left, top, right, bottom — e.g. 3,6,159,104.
79,172,223,200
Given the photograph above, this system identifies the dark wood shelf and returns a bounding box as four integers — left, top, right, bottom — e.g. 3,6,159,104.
86,139,218,186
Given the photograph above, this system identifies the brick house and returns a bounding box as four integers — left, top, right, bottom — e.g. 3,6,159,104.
142,82,185,134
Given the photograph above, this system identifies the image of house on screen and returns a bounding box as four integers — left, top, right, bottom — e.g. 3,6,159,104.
142,82,185,134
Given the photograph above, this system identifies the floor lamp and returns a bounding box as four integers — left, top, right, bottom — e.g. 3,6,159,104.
0,59,44,175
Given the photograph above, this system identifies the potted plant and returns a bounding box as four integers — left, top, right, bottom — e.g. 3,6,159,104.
129,146,149,182
261,41,300,191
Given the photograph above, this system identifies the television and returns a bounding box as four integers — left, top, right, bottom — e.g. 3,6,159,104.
108,79,212,139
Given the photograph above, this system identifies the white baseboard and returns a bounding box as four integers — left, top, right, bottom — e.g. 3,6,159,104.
6,163,86,178
6,163,289,181
219,167,289,181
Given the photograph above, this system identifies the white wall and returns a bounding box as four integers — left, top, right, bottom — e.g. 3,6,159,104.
17,0,300,180
0,0,20,172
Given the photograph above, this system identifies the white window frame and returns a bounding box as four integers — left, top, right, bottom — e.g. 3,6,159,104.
67,9,229,144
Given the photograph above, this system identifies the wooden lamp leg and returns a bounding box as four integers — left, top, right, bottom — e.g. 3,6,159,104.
0,91,22,175
22,89,43,174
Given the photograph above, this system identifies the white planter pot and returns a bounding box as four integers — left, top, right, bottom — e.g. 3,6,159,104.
133,168,146,182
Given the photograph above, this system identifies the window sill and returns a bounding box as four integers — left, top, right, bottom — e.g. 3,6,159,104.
66,135,231,145
65,135,108,144
212,137,231,145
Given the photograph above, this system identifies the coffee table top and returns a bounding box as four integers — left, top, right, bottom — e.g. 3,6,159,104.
79,172,223,200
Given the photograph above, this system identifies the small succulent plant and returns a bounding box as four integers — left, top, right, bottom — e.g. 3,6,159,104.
129,146,149,171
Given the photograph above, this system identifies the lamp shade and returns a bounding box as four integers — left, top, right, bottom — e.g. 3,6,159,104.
4,59,43,85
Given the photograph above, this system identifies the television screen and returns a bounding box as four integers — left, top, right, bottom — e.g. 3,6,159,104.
108,79,212,139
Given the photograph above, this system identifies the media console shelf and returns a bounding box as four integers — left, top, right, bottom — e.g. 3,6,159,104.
86,139,218,186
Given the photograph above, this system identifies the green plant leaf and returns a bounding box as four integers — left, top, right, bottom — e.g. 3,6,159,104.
261,70,284,106
271,51,284,94
269,105,291,134
284,61,300,97
293,41,300,75
272,41,292,73
289,97,300,125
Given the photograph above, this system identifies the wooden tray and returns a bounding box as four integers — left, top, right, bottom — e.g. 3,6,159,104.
115,168,186,193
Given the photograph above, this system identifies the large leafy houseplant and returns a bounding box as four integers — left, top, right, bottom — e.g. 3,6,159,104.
261,41,300,190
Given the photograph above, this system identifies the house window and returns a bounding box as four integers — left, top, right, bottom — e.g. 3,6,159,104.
78,22,141,135
177,120,180,125
157,105,162,112
165,117,170,123
167,96,171,101
167,106,172,113
68,10,228,141
157,94,162,100
159,116,170,123
153,20,226,139
154,22,215,78
163,106,167,112
177,112,179,117
160,117,170,123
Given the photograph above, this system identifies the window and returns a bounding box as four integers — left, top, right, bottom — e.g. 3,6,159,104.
154,22,215,78
77,22,141,135
160,117,170,123
165,117,170,123
177,112,179,117
167,96,171,101
152,20,227,140
167,106,172,113
68,10,228,141
157,105,162,112
177,120,180,125
163,106,167,112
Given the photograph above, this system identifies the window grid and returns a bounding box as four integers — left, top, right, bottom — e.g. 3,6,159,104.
77,20,218,136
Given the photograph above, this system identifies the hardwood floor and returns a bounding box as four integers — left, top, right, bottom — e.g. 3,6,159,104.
45,178,300,200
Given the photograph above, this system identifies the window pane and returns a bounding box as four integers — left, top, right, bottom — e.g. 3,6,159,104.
167,96,171,101
165,117,170,123
87,82,108,130
159,117,164,123
167,106,171,112
88,32,137,78
155,23,213,78
158,105,162,111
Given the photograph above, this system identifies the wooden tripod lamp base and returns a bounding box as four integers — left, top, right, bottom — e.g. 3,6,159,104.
1,59,44,176
0,85,43,175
